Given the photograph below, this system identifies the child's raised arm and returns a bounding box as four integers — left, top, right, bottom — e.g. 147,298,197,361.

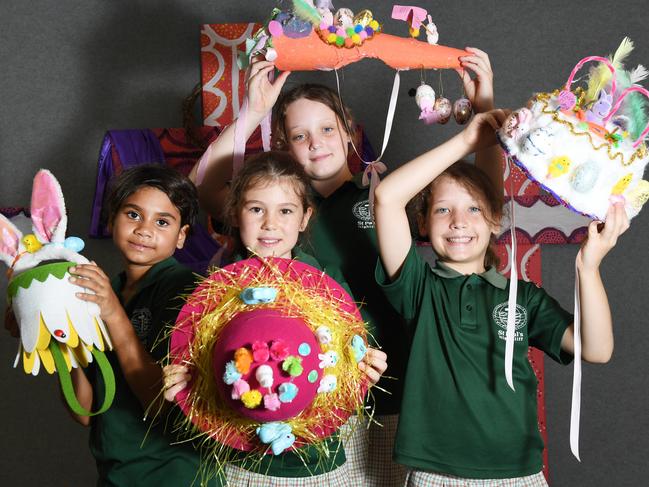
71,263,166,411
189,60,290,218
560,203,629,363
374,109,509,280
458,47,503,195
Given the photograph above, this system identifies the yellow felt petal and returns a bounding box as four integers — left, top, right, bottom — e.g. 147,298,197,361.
37,347,55,374
35,314,52,351
64,313,80,349
23,349,36,374
93,318,105,352
71,344,89,368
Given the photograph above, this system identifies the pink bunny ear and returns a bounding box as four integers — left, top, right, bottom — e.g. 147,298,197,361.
31,170,67,243
0,214,22,267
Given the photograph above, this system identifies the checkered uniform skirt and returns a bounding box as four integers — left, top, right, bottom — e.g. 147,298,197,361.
341,414,407,487
405,470,548,487
224,462,351,487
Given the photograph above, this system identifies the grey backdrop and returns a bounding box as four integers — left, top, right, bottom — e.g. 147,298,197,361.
1,1,647,485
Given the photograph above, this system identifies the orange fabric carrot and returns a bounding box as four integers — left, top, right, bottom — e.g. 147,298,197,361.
272,30,469,71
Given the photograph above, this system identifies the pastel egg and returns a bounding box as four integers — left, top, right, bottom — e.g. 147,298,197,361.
569,162,600,193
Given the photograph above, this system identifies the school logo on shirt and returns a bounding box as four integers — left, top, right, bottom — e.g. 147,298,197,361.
492,302,527,342
131,307,153,341
352,200,375,229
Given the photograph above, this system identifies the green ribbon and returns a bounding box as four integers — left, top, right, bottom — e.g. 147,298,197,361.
50,341,116,416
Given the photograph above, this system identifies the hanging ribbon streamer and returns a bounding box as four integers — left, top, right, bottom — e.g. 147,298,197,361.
335,69,402,217
570,255,582,460
232,96,249,178
504,154,518,391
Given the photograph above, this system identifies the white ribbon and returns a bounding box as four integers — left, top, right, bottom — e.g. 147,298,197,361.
334,70,401,215
570,254,582,461
504,154,518,391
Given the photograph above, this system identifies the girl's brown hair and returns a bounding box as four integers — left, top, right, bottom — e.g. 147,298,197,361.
271,83,358,150
223,151,315,250
410,160,504,269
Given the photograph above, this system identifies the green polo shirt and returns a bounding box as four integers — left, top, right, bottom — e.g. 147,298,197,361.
301,174,409,414
376,245,573,479
88,257,224,486
227,249,346,477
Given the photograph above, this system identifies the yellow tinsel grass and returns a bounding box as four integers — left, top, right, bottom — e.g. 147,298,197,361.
162,258,370,478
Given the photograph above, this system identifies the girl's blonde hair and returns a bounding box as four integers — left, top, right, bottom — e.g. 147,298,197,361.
224,151,315,251
410,161,504,269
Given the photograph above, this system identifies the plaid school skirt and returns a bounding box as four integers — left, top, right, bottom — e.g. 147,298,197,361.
224,462,351,487
405,470,548,487
342,414,407,487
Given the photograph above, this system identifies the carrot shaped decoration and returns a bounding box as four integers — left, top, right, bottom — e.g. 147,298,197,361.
272,30,469,71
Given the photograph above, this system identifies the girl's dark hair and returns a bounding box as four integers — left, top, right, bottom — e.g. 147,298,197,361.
410,160,504,269
106,164,198,229
271,83,357,150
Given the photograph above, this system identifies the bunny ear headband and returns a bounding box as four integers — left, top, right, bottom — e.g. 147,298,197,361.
2,170,115,416
497,38,649,461
167,257,369,472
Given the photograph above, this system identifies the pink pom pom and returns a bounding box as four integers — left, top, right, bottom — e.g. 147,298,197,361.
264,393,281,411
270,340,290,361
336,28,345,37
359,30,368,40
231,379,250,400
252,341,270,363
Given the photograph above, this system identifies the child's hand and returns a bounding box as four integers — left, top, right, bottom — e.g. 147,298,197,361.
246,58,291,119
4,307,19,338
461,108,511,152
578,203,629,272
457,47,494,114
163,364,191,402
69,263,122,321
357,348,388,385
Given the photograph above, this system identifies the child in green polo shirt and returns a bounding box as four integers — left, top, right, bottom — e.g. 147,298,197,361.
188,48,499,487
67,164,224,486
164,150,388,485
373,109,629,486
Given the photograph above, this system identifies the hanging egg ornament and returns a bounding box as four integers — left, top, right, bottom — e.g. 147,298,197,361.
334,8,354,27
453,98,473,124
433,97,452,124
353,9,373,27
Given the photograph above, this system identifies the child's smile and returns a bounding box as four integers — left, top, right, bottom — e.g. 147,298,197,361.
236,179,312,259
422,177,499,275
111,186,187,272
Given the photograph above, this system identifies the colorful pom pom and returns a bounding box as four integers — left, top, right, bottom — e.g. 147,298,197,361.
282,356,304,377
223,360,242,385
231,378,250,400
278,382,299,403
241,389,263,408
234,347,254,374
264,393,281,411
369,20,379,30
270,340,290,361
252,341,270,363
